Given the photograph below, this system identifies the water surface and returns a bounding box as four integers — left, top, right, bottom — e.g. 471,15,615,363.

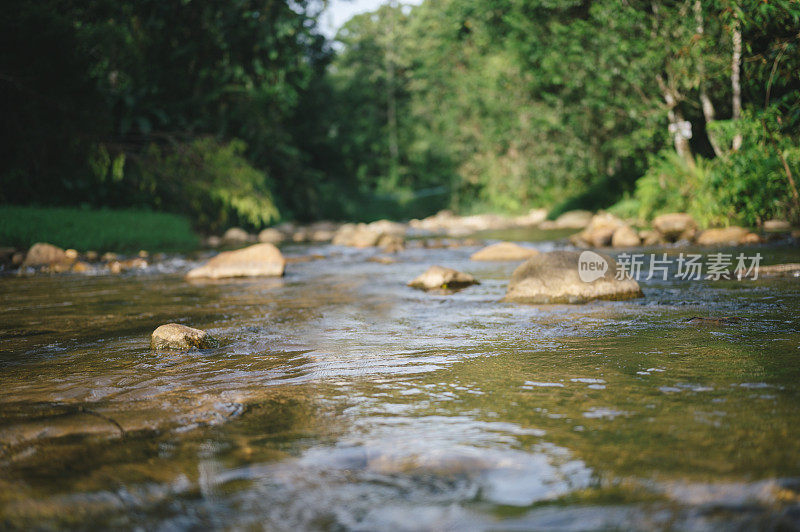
1,238,799,530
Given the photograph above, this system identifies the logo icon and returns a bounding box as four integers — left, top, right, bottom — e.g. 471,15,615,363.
578,251,608,283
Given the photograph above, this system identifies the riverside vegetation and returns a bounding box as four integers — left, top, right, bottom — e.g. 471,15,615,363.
2,0,799,230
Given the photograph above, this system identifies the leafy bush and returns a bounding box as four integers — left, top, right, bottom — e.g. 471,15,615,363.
138,138,280,232
619,112,799,227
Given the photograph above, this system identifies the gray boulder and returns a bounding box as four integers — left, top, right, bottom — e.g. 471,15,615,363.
504,250,642,304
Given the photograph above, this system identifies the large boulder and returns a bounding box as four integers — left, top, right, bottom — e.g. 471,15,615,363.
151,323,215,350
21,243,70,269
696,226,758,246
652,213,697,242
408,266,479,291
571,213,626,248
611,225,641,247
186,243,285,279
504,250,642,304
470,242,539,261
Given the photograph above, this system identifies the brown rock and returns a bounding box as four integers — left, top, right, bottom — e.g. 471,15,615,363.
71,261,93,273
258,228,285,245
611,226,641,247
652,213,697,242
470,242,539,261
638,230,664,246
85,251,99,262
151,323,215,350
109,258,148,274
377,233,405,253
408,266,479,291
548,210,593,230
21,243,68,268
332,224,383,248
504,250,642,304
696,226,753,246
222,227,252,244
186,243,285,279
763,219,791,232
571,213,626,248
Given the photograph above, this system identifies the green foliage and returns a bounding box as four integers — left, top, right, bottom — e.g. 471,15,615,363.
622,112,799,227
2,0,799,228
139,138,280,232
0,206,198,252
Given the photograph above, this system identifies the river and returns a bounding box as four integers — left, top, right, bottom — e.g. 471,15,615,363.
1,234,799,530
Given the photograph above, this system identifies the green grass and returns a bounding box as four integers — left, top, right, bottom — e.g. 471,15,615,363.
0,206,200,252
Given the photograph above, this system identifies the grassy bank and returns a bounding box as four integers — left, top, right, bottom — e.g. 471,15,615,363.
0,206,199,252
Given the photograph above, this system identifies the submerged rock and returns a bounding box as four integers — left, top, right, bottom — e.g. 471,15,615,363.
186,243,285,279
653,213,697,242
685,316,744,326
504,250,642,304
21,243,69,269
737,263,800,279
696,226,759,246
151,323,215,350
470,242,539,261
408,265,479,291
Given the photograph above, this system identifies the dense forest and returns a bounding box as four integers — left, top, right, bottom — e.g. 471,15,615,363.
1,0,798,232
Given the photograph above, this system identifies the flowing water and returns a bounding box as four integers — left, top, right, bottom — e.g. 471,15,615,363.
1,235,800,530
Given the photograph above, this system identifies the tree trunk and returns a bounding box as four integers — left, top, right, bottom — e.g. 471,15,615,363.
657,74,695,167
385,0,400,185
731,14,743,151
694,0,722,157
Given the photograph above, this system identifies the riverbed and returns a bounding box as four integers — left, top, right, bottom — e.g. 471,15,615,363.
1,235,799,530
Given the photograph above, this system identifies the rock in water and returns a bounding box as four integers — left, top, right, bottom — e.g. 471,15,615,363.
21,243,69,268
504,250,642,304
222,227,252,245
696,226,758,246
470,242,539,261
611,225,641,247
571,213,626,247
186,243,285,279
408,266,479,291
151,323,215,350
258,228,285,245
652,213,698,242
